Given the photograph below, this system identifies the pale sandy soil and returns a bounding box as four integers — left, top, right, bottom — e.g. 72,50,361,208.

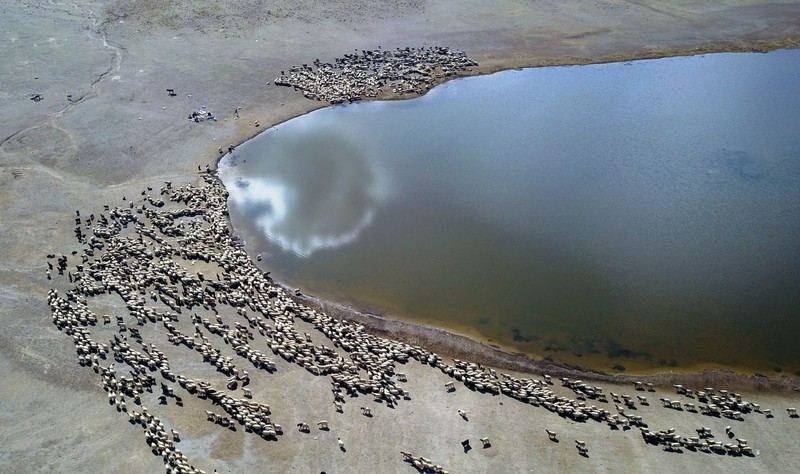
1,0,800,472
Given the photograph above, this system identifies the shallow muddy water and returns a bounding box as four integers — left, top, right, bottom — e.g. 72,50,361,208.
220,48,800,374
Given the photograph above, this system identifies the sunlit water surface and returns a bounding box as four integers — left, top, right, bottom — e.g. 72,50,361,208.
220,49,800,374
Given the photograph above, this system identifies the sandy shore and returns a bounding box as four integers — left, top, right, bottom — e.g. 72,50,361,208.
2,0,800,472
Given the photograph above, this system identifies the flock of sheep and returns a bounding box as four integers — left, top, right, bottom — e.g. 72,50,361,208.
45,165,797,472
274,46,478,104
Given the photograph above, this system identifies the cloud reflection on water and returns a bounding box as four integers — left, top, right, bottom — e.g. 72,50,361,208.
222,131,387,258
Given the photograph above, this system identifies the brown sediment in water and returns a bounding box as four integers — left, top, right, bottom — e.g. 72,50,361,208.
286,286,800,395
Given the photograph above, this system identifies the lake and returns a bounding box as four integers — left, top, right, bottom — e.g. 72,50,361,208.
219,48,800,375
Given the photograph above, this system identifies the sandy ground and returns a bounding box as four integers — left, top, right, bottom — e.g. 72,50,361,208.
1,0,800,472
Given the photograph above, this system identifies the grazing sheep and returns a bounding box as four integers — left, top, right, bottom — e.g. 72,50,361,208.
480,437,491,448
546,429,557,441
317,420,329,430
696,427,712,438
725,426,734,438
